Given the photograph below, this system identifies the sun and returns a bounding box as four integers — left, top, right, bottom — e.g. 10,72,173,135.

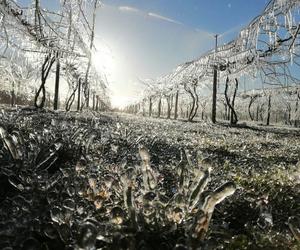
111,95,134,109
92,41,115,78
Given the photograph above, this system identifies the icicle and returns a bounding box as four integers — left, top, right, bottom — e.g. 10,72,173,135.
199,182,236,218
124,180,137,229
188,168,211,209
285,15,287,29
256,27,260,50
139,145,157,190
288,216,300,241
289,10,293,29
0,126,20,160
286,11,292,31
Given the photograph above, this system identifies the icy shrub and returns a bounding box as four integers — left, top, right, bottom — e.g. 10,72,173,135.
116,146,236,247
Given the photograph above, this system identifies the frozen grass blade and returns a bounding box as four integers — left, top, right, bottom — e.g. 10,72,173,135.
124,180,137,229
188,167,211,209
139,145,157,190
0,126,20,160
190,182,236,240
202,182,236,214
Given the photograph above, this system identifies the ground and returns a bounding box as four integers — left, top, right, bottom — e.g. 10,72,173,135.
0,108,299,249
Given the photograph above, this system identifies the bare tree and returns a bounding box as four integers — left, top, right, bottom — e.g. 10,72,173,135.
184,78,199,121
248,94,259,121
266,95,272,126
157,96,162,118
224,77,238,125
174,90,179,120
34,54,55,108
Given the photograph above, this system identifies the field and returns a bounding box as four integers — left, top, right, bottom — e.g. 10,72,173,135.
0,108,299,249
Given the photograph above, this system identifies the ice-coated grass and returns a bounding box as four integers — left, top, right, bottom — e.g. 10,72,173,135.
0,109,299,249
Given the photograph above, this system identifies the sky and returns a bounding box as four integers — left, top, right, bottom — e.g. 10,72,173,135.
19,0,270,108
94,0,270,107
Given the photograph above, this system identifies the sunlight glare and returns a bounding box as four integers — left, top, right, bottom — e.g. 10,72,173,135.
111,95,136,109
93,40,115,79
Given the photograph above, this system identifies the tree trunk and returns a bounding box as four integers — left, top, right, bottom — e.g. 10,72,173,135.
174,90,179,120
35,54,55,109
189,95,196,121
65,83,78,111
99,99,103,111
86,88,90,109
11,81,15,107
96,95,99,111
77,79,81,111
186,105,189,119
227,100,231,121
157,97,161,118
166,95,172,119
223,102,228,120
34,0,43,37
248,95,258,121
53,54,60,110
190,85,199,121
266,95,272,126
142,101,145,116
149,97,152,117
92,93,96,110
224,77,238,125
184,84,197,122
230,79,238,124
294,91,300,127
260,105,264,122
286,104,292,125
212,66,218,123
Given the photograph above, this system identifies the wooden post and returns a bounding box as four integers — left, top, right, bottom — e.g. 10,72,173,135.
212,66,217,123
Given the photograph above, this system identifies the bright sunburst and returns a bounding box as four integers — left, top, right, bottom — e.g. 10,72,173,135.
92,40,115,79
